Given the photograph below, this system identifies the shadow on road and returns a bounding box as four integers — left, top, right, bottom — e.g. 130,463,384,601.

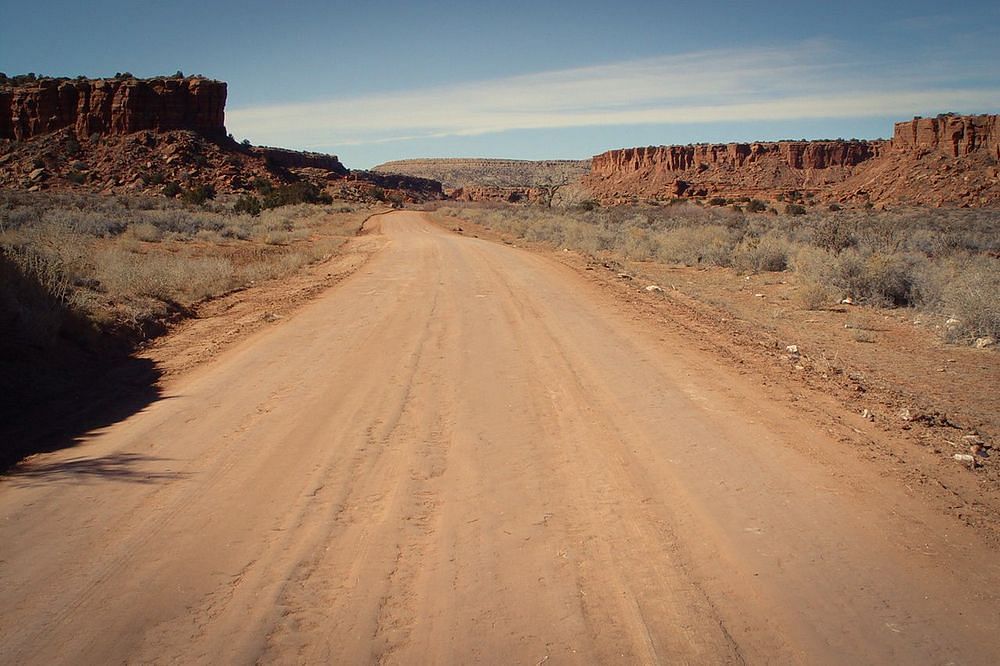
0,351,165,475
1,250,168,473
5,452,185,486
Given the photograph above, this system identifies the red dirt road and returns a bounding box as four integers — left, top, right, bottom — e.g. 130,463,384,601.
1,211,998,664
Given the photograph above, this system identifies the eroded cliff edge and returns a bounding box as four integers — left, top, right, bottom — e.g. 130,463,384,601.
586,114,999,207
0,76,227,141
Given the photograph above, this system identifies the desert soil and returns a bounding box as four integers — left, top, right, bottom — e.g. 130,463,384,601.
1,211,998,664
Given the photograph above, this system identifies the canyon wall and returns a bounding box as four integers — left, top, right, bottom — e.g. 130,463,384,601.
0,77,227,141
892,114,999,159
590,140,884,177
586,114,1000,206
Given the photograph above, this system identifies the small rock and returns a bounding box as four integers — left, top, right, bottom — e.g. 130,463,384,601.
840,297,855,305
645,285,664,293
786,345,799,354
617,273,633,280
29,167,47,181
974,336,995,349
945,317,961,327
953,453,976,465
861,409,874,421
898,408,913,422
754,293,765,298
970,443,990,458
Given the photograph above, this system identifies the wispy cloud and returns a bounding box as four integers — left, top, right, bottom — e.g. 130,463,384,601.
226,42,999,148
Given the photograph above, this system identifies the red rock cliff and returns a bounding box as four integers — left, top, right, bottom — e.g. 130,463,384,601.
892,114,999,159
590,140,885,177
0,77,227,141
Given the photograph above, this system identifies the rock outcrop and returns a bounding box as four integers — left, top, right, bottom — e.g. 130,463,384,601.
585,114,1000,207
372,158,590,189
252,146,348,174
892,114,998,159
0,76,227,141
0,75,446,203
591,141,884,176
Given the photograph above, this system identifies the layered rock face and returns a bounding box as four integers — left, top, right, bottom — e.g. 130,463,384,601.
0,77,227,141
590,140,884,178
892,114,998,159
586,114,1000,206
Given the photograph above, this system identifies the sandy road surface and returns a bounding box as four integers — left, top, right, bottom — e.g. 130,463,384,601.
2,211,998,664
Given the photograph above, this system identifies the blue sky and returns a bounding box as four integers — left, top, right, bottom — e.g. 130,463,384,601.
2,1,998,168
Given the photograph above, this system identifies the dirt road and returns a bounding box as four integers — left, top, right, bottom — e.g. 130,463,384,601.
2,211,998,664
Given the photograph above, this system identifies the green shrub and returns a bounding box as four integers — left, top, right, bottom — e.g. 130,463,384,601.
261,181,331,209
181,184,216,206
234,194,262,217
252,177,274,195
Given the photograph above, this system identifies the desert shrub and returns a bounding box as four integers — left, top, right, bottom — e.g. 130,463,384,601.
143,171,166,186
233,194,262,217
622,227,660,261
811,215,856,253
181,184,216,206
828,203,842,212
936,256,1000,342
162,182,182,198
656,225,736,266
40,208,126,237
785,203,807,216
66,170,87,185
856,216,905,254
708,197,728,206
0,246,74,347
252,177,274,195
820,250,927,307
130,222,163,242
94,248,234,304
798,280,834,310
732,235,790,273
143,209,223,236
262,181,331,209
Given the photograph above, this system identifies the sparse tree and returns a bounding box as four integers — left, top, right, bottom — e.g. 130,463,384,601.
535,176,570,208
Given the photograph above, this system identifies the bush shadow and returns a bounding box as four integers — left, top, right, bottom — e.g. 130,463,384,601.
1,251,166,473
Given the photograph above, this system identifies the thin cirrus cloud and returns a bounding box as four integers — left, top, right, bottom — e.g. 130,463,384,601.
226,42,998,149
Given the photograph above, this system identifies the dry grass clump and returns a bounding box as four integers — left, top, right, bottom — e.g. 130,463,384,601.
445,200,999,346
656,226,736,266
0,191,368,345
